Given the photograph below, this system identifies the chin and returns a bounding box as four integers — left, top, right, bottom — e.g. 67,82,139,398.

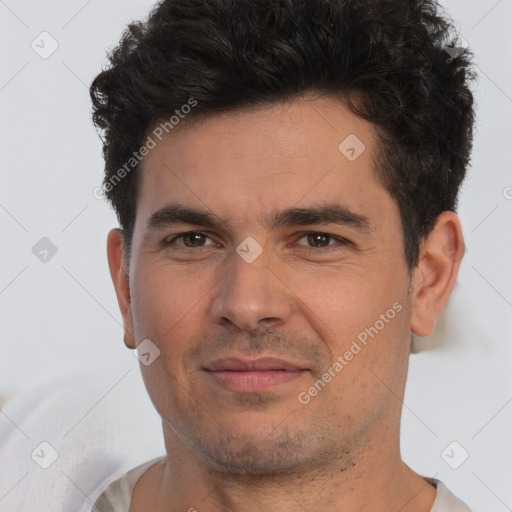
190,426,325,477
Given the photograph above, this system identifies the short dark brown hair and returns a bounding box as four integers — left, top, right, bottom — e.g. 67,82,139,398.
90,0,476,269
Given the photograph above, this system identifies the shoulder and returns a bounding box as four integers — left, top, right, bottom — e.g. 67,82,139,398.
429,478,473,512
91,456,165,512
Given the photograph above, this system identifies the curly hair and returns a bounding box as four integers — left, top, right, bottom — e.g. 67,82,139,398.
90,0,476,270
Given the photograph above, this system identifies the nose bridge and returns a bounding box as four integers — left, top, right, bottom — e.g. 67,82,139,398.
210,246,292,332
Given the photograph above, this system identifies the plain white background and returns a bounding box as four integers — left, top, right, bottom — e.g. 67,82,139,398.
0,0,511,510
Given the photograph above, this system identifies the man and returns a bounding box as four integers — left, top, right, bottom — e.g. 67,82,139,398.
90,0,475,510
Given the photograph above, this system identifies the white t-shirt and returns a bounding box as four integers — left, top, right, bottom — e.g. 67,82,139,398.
91,457,473,512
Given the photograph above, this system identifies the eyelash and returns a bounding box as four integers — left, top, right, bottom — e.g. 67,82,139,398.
163,231,350,252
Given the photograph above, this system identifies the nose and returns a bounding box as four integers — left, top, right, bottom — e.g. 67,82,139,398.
209,247,293,334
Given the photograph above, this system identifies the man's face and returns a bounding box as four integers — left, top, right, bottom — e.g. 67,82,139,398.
123,96,414,475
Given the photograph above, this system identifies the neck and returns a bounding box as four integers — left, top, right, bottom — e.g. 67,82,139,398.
131,423,436,512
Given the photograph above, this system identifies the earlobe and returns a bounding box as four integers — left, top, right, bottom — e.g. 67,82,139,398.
410,212,465,337
106,228,136,349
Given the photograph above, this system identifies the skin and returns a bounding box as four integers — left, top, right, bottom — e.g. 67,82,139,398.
107,95,465,512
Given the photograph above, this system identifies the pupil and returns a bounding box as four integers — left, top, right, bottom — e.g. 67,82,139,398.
309,233,328,247
185,232,204,247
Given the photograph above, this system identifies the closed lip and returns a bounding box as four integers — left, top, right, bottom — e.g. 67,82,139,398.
204,357,307,372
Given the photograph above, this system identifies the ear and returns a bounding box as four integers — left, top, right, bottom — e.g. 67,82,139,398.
106,228,136,349
410,211,465,337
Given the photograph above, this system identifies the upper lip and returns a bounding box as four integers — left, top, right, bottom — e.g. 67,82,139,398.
204,357,306,372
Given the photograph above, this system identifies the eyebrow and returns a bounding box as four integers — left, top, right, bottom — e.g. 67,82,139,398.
144,202,372,237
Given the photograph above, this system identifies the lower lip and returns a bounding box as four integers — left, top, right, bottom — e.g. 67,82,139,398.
206,370,306,392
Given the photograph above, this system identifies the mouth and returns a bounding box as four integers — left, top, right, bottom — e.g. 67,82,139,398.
203,357,309,392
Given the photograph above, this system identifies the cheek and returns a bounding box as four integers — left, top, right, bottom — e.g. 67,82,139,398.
305,278,410,419
130,259,240,409
130,263,209,348
298,265,405,342
131,266,210,416
299,265,411,404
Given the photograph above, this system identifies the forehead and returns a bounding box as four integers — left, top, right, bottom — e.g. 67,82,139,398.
134,96,392,235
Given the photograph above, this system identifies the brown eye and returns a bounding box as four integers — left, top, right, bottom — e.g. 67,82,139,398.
306,233,331,247
165,231,215,248
295,232,347,249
